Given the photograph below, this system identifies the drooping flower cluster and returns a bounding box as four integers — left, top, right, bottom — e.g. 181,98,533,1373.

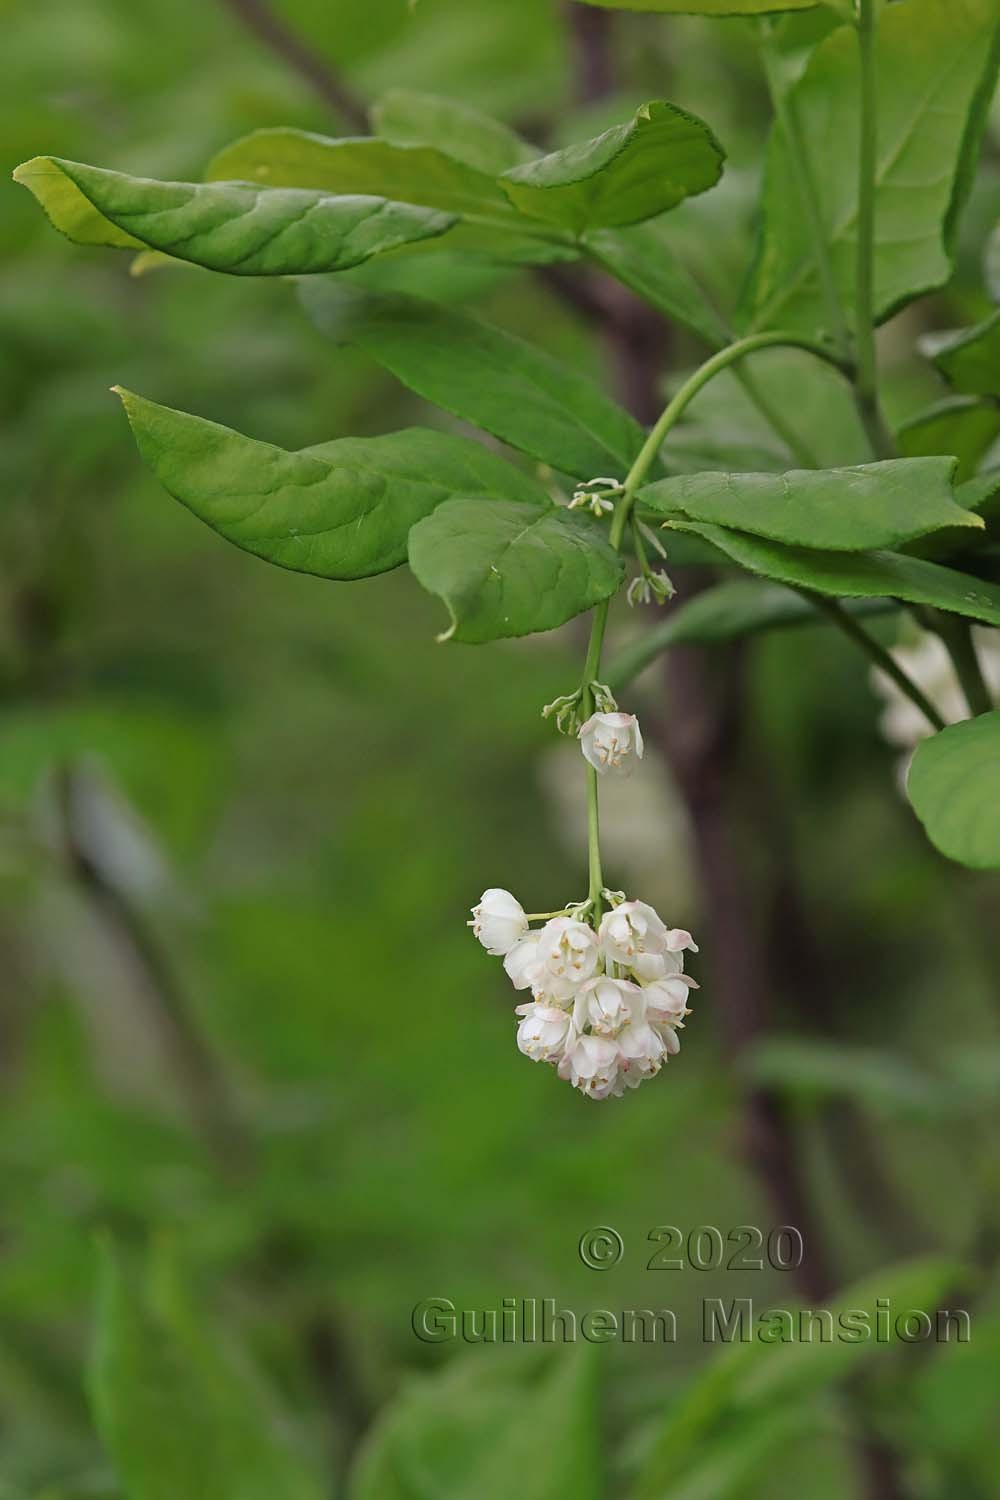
470,889,698,1099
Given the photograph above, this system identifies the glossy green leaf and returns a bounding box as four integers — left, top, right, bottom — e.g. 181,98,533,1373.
925,310,1000,397
606,582,893,685
204,129,568,263
641,458,979,551
299,281,645,479
896,397,1000,484
744,0,1000,335
370,89,535,175
672,522,1000,627
89,1241,324,1500
908,710,1000,868
114,388,544,580
407,497,624,642
13,157,454,274
584,222,730,346
348,1350,601,1500
499,101,723,233
575,0,816,12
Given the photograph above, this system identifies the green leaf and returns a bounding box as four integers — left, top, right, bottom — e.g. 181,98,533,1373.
907,710,1000,868
574,0,817,13
370,89,536,175
499,101,724,233
906,465,1000,559
204,130,568,264
896,397,1000,484
88,1241,324,1500
747,1038,948,1119
13,157,454,274
348,1350,602,1500
407,497,624,642
654,349,870,476
605,582,893,685
672,521,1000,627
632,1256,965,1500
299,281,646,479
650,1404,832,1500
924,310,1000,397
743,0,1000,335
585,222,730,347
641,458,980,551
738,1258,968,1405
114,388,545,580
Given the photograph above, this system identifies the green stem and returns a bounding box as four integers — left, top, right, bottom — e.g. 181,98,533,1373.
577,330,850,910
733,364,821,470
927,613,994,718
757,20,851,355
621,331,848,518
586,764,604,913
805,592,947,732
854,0,894,460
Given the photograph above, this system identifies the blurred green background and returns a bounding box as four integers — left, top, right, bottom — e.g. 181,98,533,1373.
3,1,1000,1496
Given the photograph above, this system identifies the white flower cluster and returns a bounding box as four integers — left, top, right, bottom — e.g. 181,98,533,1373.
470,889,698,1099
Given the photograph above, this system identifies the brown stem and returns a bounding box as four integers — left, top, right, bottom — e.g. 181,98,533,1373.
564,0,617,105
55,763,249,1172
217,0,369,132
655,632,836,1300
557,14,916,1495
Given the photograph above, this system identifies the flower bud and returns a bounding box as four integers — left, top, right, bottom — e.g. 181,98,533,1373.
578,712,644,777
470,888,528,956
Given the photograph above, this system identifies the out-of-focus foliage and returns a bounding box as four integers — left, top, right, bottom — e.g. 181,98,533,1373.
4,2,1000,1498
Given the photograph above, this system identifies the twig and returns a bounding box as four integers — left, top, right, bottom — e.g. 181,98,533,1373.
217,0,369,132
564,0,617,105
55,763,249,1172
805,592,946,732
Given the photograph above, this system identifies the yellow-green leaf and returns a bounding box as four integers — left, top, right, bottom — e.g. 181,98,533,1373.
14,157,454,274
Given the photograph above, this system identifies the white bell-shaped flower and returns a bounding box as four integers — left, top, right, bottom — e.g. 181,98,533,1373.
516,1003,572,1062
558,1032,621,1099
574,975,637,1036
504,934,542,991
533,916,601,1002
599,899,669,972
578,711,644,777
642,973,697,1026
470,888,528,956
618,1019,669,1077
